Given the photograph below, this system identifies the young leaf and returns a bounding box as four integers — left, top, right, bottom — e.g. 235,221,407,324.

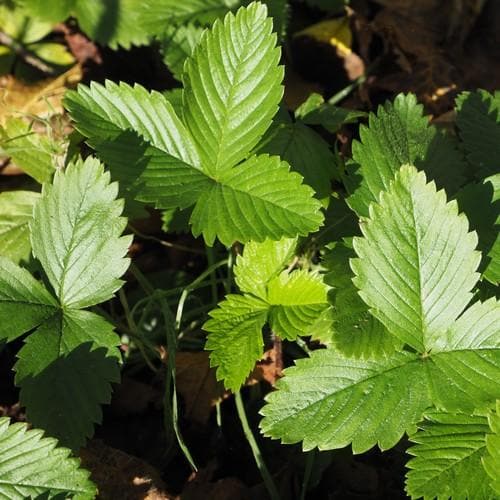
405,411,493,500
0,416,96,500
260,348,429,453
346,93,466,217
484,401,500,494
183,2,283,176
352,165,480,352
456,89,500,179
204,294,269,391
0,190,39,264
15,309,121,450
189,154,323,246
234,237,297,298
267,270,329,340
0,256,57,342
30,156,131,308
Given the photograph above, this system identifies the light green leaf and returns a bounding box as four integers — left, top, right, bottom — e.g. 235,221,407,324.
260,348,429,453
15,309,121,450
0,256,57,342
324,242,400,358
257,120,335,198
428,298,500,413
0,416,96,500
183,2,284,176
406,411,494,500
30,156,131,308
456,90,500,179
484,401,500,494
267,270,329,339
352,165,480,352
0,190,39,263
0,118,56,183
234,237,297,298
204,294,269,391
31,42,75,66
190,154,323,246
346,93,466,217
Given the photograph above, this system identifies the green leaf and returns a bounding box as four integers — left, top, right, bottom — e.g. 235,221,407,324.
15,309,121,450
0,256,57,342
0,416,96,500
324,242,400,358
0,190,39,264
257,119,335,198
234,237,297,298
267,270,329,339
30,156,131,308
161,24,205,81
346,93,466,217
456,90,500,179
204,294,269,391
352,165,480,352
260,348,430,453
0,118,56,183
405,411,494,500
183,2,284,176
190,154,323,246
457,174,500,284
484,401,500,494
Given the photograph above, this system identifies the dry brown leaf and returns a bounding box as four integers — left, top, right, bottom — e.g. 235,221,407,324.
0,64,82,125
248,344,283,387
175,351,224,426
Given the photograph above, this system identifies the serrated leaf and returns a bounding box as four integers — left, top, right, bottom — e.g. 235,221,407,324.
484,401,500,494
183,2,283,176
190,154,323,246
257,120,335,198
324,242,400,358
260,348,429,453
267,270,329,339
0,190,39,263
0,416,96,500
15,309,121,450
352,165,480,352
234,237,297,298
346,93,466,217
405,411,493,500
0,256,57,342
0,118,56,183
204,294,269,391
30,156,131,308
456,90,500,179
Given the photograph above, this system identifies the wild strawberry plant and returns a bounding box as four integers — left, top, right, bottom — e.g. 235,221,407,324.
0,2,499,499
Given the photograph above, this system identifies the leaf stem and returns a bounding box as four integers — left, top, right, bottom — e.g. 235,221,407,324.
234,391,280,500
299,450,315,500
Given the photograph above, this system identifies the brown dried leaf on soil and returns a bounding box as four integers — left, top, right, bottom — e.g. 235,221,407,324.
248,344,283,386
80,440,173,500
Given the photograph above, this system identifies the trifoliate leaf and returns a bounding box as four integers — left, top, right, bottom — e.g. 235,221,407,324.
15,309,121,450
484,401,500,494
267,270,329,339
235,237,297,298
260,348,429,453
30,156,131,308
0,416,96,500
324,242,400,358
346,93,466,217
352,165,480,352
183,2,283,176
0,256,57,342
0,190,39,264
190,154,323,246
456,89,500,179
204,294,269,391
405,411,493,500
0,118,56,183
257,120,335,198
